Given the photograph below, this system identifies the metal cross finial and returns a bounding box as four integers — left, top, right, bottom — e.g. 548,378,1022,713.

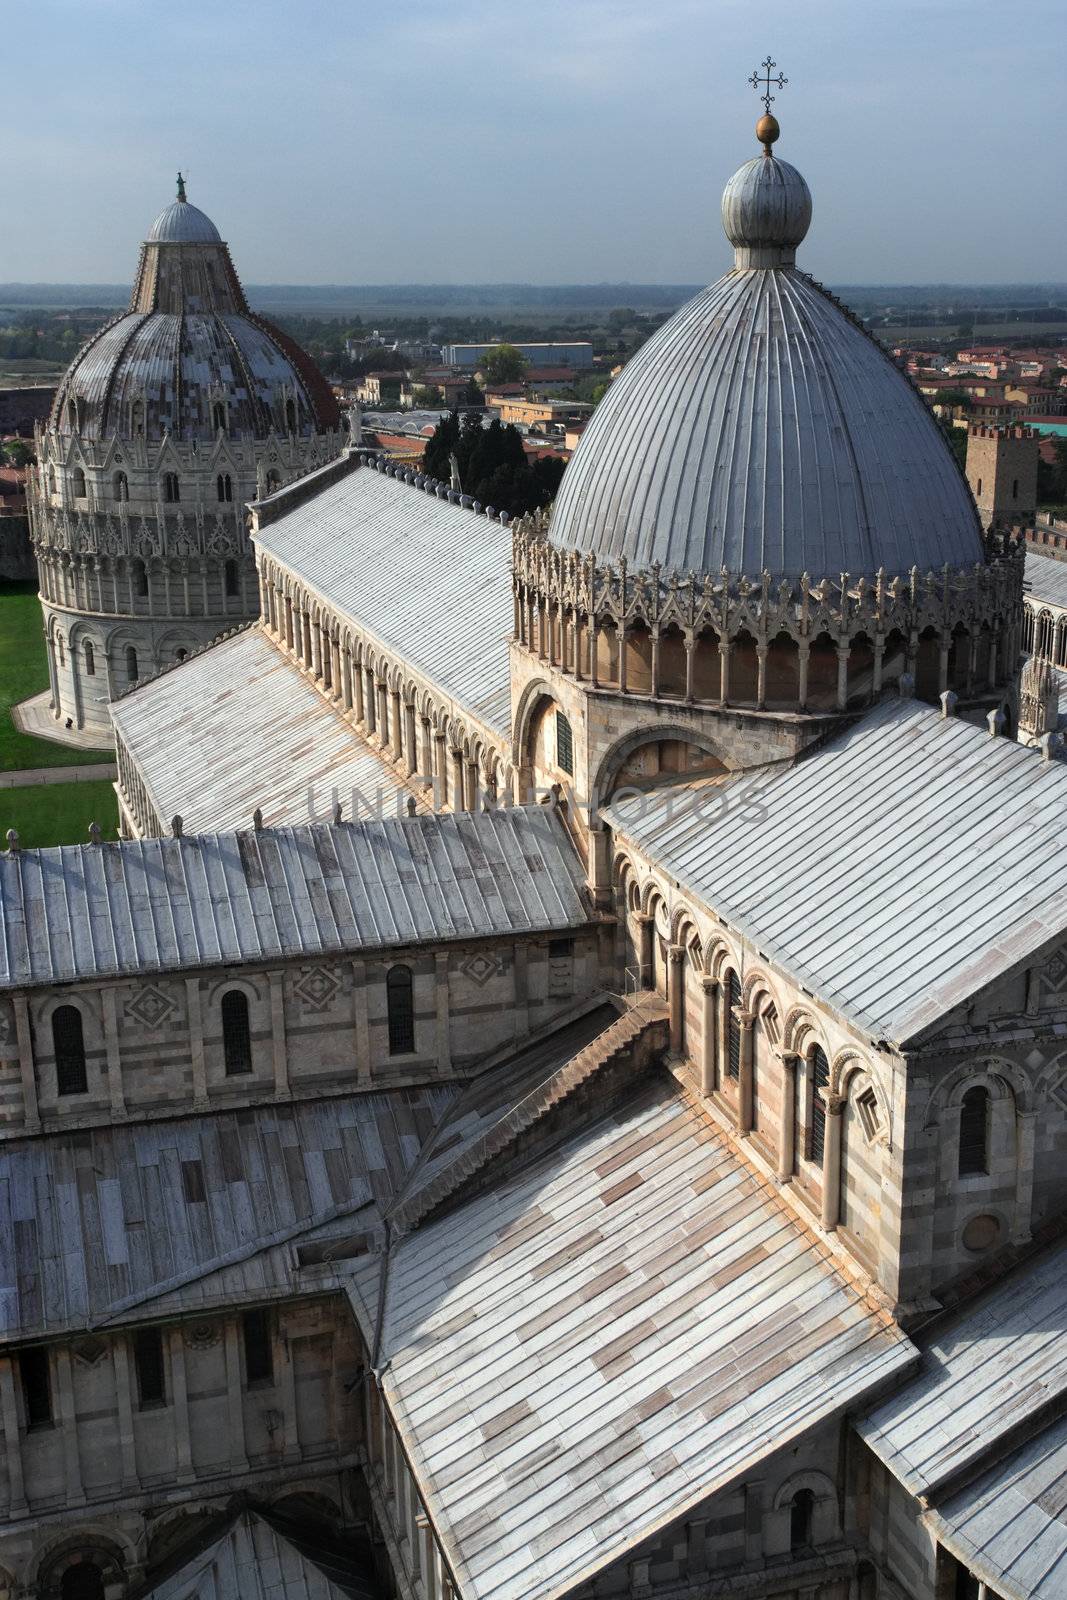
176,171,187,203
749,56,787,114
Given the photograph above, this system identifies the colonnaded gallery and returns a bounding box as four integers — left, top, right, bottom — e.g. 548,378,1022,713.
9,103,1067,1600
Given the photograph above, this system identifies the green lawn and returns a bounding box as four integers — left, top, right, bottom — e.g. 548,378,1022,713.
0,779,119,850
0,582,112,769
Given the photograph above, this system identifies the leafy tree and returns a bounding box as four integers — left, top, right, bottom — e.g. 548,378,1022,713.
409,385,442,407
479,343,528,384
421,411,567,515
1,440,33,467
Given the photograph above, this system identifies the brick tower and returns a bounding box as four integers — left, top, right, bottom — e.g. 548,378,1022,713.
965,422,1039,529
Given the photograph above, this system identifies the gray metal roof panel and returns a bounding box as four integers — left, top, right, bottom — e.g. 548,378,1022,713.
926,1413,1067,1600
0,809,590,991
0,1090,451,1340
858,1238,1067,1500
374,1078,915,1600
111,626,420,833
1026,549,1067,611
253,465,514,737
550,268,983,579
148,1509,375,1600
603,698,1067,1044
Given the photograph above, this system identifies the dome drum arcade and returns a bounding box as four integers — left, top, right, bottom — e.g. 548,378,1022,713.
510,98,1022,814
28,176,343,740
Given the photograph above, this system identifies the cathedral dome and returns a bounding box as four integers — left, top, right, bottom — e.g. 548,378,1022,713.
51,180,339,442
548,135,983,582
146,198,222,243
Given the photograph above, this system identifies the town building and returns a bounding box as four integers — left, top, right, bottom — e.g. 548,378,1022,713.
25,179,344,744
442,341,593,370
0,111,1063,1600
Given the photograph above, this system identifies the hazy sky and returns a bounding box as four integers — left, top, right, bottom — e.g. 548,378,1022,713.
2,0,1064,286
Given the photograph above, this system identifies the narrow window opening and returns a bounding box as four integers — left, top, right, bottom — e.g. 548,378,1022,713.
134,561,148,598
217,472,233,503
52,1004,87,1095
556,710,574,775
1012,477,1019,500
976,477,983,497
808,1046,830,1165
72,465,86,497
134,1327,166,1409
285,397,297,432
243,1309,273,1387
19,1347,52,1428
162,472,180,503
125,645,138,684
84,641,95,677
790,1488,815,1551
212,401,227,432
959,1085,990,1176
726,971,742,1080
221,989,252,1075
113,471,129,502
387,964,415,1056
224,559,239,597
265,469,281,494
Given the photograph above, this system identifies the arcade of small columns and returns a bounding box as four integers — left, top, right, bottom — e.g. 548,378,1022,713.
256,555,514,813
1024,590,1067,669
612,848,891,1277
512,525,1024,712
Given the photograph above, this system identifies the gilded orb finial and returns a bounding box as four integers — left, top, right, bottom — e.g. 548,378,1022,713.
749,56,787,153
176,170,187,204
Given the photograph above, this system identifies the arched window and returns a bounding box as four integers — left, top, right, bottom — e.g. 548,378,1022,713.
162,472,180,503
224,559,239,597
959,1085,990,1176
57,636,65,668
67,397,78,431
125,646,138,684
48,464,56,494
726,971,742,1080
808,1046,830,1165
976,477,983,497
221,990,252,1075
285,397,297,432
133,560,148,598
131,399,144,434
212,401,227,432
176,648,188,662
84,641,95,676
265,469,281,494
790,1488,815,1551
556,711,574,775
52,1005,87,1095
71,466,86,498
113,471,128,502
386,965,415,1055
217,472,233,503
60,1563,106,1600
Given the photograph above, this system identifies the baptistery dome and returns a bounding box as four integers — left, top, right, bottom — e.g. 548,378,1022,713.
52,183,339,443
31,178,344,745
549,131,982,582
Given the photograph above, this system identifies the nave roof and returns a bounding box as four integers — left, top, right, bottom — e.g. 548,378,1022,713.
603,697,1067,1046
253,461,514,739
0,806,590,991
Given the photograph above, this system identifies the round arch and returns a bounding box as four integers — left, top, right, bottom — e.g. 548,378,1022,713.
593,722,728,806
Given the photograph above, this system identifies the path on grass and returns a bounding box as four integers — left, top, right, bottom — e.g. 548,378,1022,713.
0,763,117,789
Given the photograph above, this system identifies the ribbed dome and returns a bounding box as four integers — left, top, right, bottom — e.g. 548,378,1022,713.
52,190,339,441
549,149,982,582
147,199,222,244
